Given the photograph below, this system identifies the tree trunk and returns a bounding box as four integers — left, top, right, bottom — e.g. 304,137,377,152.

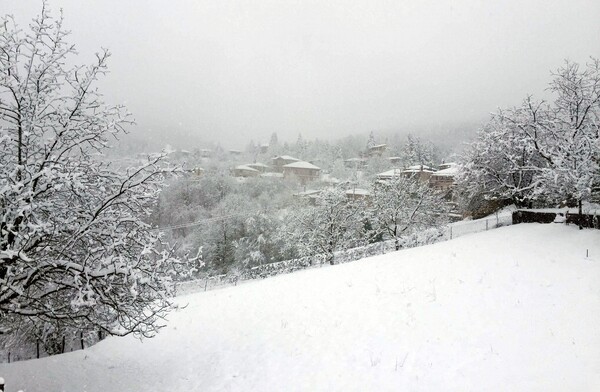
578,199,583,230
328,240,334,265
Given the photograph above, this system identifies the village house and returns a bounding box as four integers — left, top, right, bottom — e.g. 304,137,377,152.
247,162,270,173
345,188,371,201
282,161,321,184
294,189,322,205
429,163,458,192
376,165,435,183
402,164,436,183
232,164,260,178
271,155,300,172
366,143,387,157
344,157,368,169
388,156,403,165
376,168,403,181
438,162,457,171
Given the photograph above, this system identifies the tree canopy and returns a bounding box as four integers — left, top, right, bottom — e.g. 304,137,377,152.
0,4,182,338
457,58,600,211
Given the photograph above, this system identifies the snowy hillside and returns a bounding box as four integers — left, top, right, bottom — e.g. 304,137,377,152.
1,224,599,392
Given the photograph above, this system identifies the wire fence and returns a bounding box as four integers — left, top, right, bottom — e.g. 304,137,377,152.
446,212,513,240
176,214,514,296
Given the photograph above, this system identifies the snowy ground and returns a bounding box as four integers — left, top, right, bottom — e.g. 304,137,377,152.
1,223,599,392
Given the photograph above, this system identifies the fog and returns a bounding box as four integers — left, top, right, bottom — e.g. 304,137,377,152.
4,0,600,148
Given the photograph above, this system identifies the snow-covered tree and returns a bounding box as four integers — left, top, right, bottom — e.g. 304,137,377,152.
540,59,600,212
366,131,377,150
0,5,182,338
234,212,285,269
268,132,281,155
457,58,600,215
284,188,366,265
455,101,550,207
363,154,390,180
371,176,448,250
198,194,252,273
294,133,308,158
402,134,436,167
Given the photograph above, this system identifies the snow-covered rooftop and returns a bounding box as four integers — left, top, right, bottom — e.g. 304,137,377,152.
234,165,259,172
439,162,458,168
432,166,459,176
283,161,321,170
405,164,435,172
273,155,300,162
344,158,367,162
295,189,322,196
248,162,270,168
345,188,371,196
377,168,403,178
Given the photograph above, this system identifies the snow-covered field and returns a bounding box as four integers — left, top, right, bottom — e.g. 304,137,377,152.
1,223,599,392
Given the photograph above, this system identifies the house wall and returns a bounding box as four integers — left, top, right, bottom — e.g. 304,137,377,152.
430,175,454,191
283,167,320,183
403,171,432,183
272,158,298,172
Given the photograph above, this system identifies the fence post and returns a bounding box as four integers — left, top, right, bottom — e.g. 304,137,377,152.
80,331,84,350
204,278,208,292
450,225,453,239
486,219,489,231
36,339,40,359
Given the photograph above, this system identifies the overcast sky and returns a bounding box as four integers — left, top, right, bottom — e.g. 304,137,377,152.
3,0,600,148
